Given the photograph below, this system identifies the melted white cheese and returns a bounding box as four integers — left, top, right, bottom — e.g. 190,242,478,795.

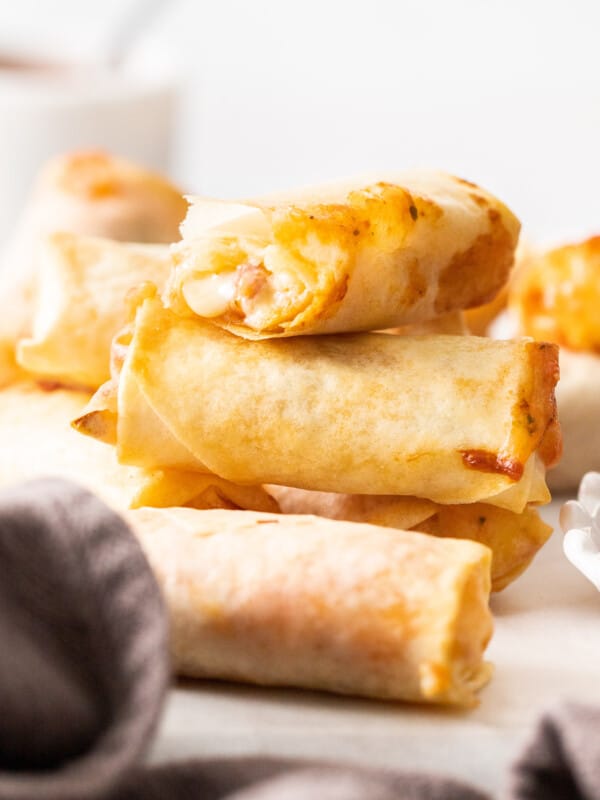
182,271,237,318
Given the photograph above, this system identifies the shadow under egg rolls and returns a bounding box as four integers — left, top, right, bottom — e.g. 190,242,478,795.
165,171,520,338
128,506,493,707
0,382,277,514
267,486,552,592
74,297,560,512
17,233,171,389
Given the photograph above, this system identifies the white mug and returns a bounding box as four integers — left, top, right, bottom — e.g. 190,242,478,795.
0,50,178,249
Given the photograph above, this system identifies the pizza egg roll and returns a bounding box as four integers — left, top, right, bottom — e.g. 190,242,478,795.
128,506,493,707
9,150,187,257
1,151,187,384
17,233,170,389
74,296,560,512
165,171,520,338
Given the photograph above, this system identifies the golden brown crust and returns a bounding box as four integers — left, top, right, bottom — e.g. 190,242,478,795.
463,239,537,336
435,209,516,314
525,342,562,468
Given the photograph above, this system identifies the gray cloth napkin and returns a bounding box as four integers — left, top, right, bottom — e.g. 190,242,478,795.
0,479,594,800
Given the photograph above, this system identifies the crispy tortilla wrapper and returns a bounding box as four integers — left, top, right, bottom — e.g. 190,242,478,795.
165,171,520,338
267,486,551,592
75,297,560,511
0,382,277,513
17,233,170,389
128,506,493,707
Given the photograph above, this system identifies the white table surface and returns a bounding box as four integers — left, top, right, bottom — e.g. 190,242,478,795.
150,498,600,795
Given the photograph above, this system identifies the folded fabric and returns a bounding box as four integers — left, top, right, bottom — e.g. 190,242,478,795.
509,702,600,800
0,479,169,800
0,478,594,800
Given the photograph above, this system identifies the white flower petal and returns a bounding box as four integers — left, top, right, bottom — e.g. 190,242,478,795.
563,528,600,591
592,516,600,549
560,500,591,533
578,472,600,515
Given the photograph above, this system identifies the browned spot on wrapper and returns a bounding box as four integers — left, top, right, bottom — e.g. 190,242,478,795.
470,193,489,208
460,450,524,481
435,208,516,314
455,176,479,190
36,380,63,393
330,274,350,304
528,341,562,469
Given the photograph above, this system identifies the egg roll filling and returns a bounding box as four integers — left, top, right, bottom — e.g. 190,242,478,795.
176,237,311,332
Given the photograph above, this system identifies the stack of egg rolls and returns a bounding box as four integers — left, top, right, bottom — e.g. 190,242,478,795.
5,166,562,707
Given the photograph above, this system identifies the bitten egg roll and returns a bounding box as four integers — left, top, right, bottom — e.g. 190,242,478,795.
17,233,170,389
0,382,277,514
74,297,560,512
128,506,493,707
165,171,520,338
266,486,552,592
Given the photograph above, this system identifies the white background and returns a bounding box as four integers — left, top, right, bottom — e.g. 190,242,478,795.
1,0,599,243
